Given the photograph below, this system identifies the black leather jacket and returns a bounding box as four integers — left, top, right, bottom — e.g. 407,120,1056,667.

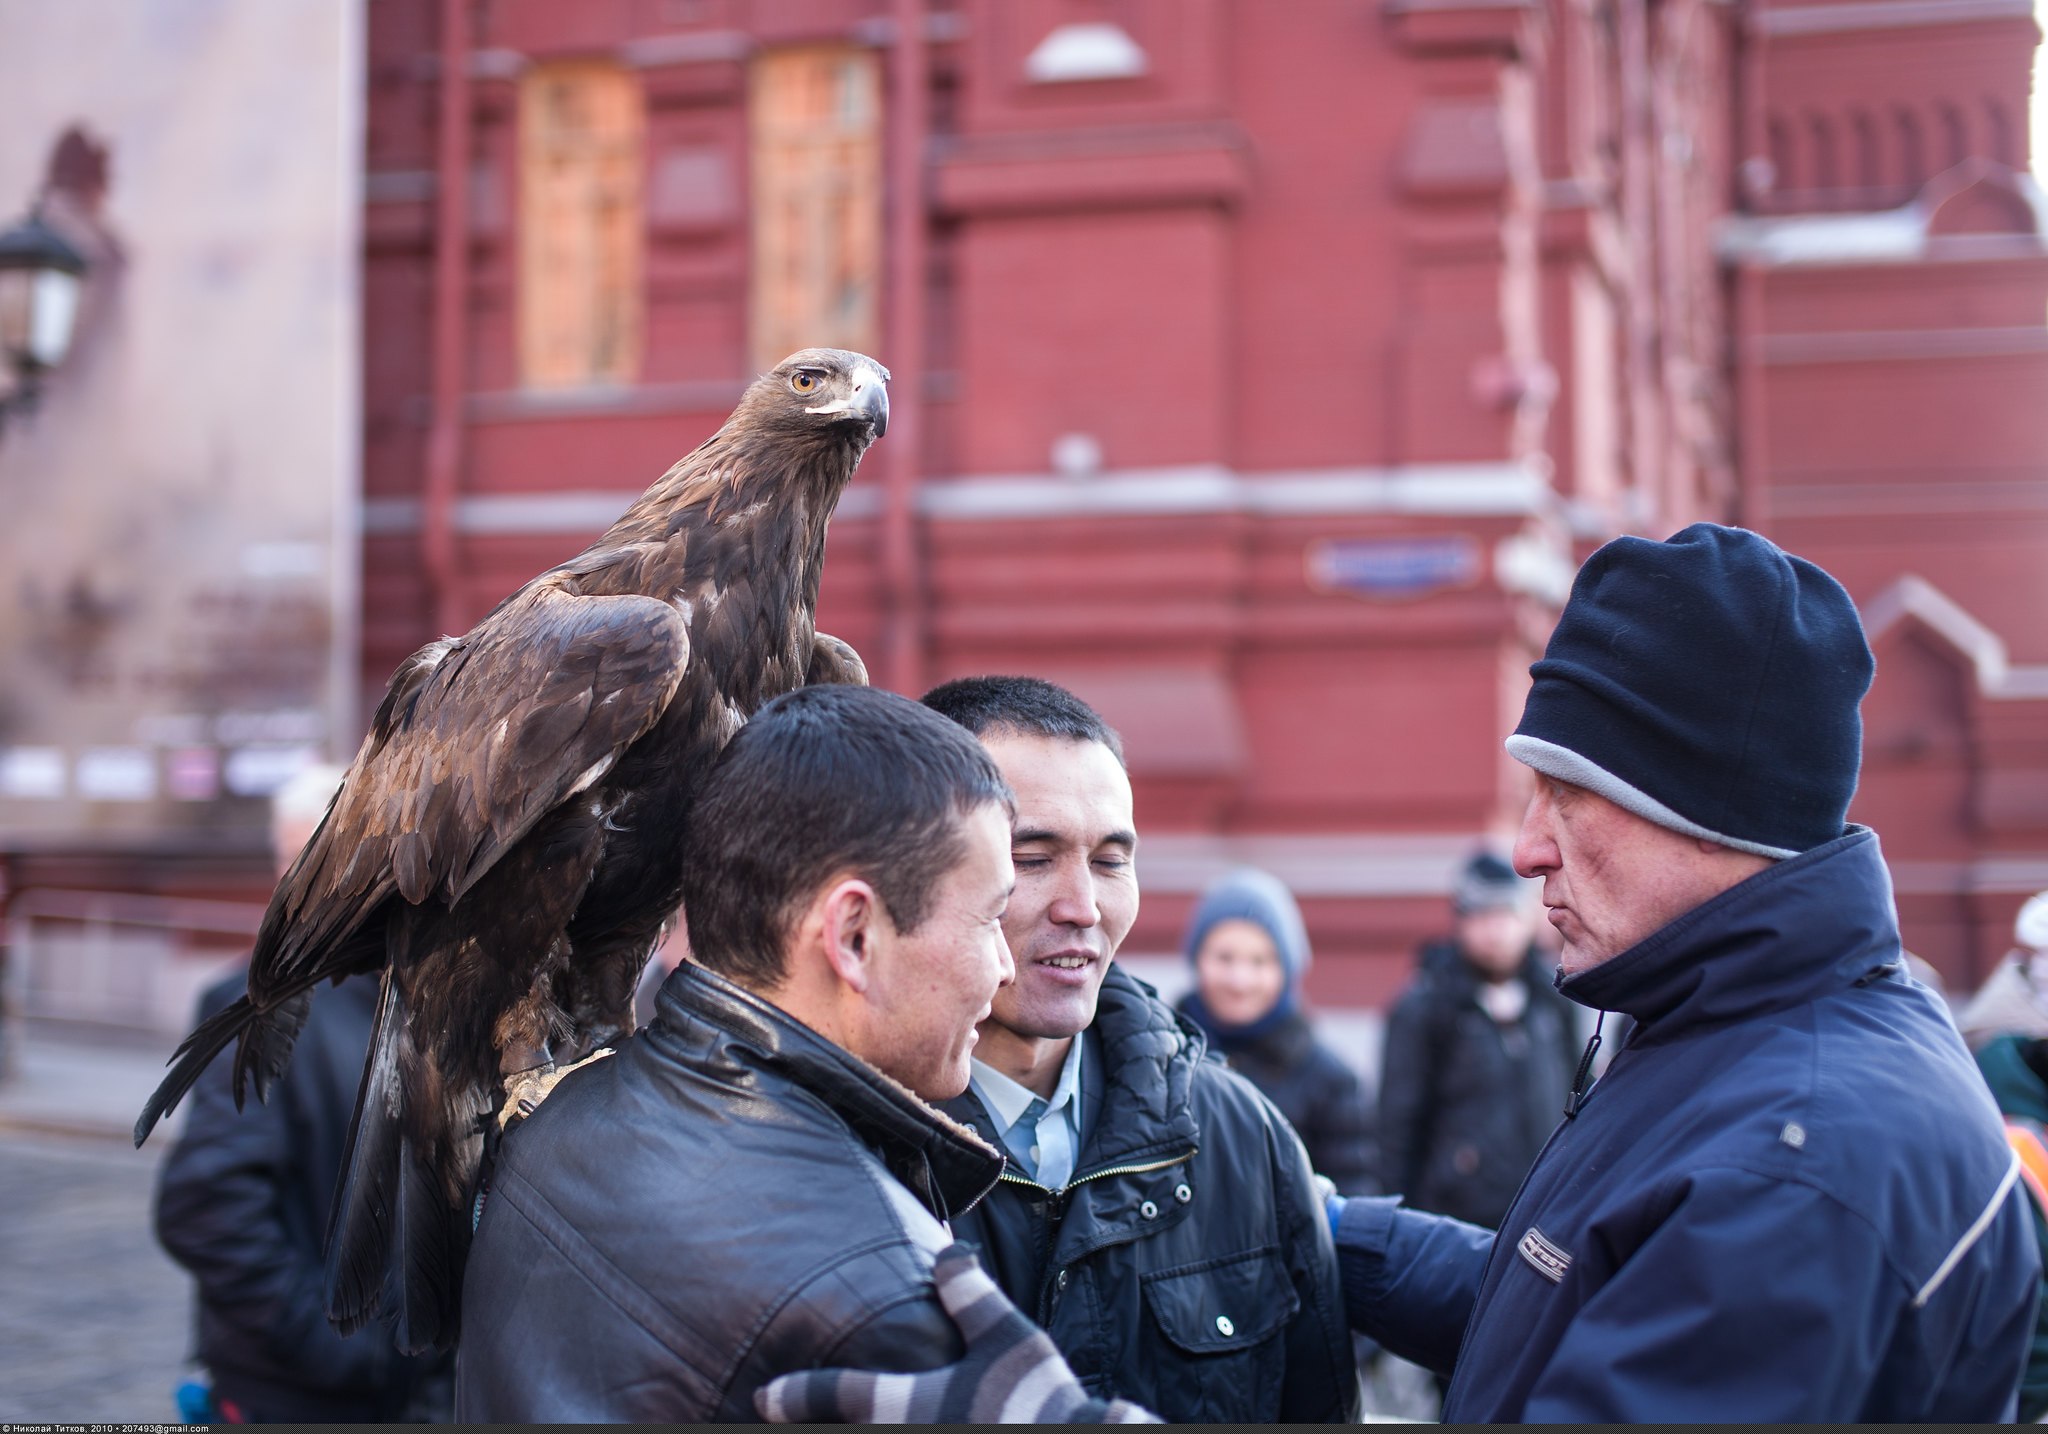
455,961,1004,1422
942,966,1358,1423
155,971,444,1423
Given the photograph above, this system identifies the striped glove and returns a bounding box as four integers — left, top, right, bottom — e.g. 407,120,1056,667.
754,1244,1160,1424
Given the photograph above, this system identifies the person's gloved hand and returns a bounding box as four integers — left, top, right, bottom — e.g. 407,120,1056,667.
1314,1172,1347,1239
754,1243,1159,1424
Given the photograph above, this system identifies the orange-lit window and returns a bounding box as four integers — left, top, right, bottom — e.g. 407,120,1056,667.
748,47,882,373
519,61,644,389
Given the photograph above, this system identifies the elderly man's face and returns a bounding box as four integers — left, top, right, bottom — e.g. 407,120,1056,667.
1512,777,1770,975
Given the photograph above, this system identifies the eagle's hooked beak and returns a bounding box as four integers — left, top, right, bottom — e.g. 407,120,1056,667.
854,367,889,438
805,364,889,438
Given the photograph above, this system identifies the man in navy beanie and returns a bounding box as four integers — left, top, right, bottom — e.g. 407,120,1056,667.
1328,523,2040,1421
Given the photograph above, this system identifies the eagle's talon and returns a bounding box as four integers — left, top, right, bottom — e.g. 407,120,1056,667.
496,1048,617,1132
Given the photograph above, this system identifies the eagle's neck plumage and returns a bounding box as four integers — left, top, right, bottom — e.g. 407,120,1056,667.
577,415,870,710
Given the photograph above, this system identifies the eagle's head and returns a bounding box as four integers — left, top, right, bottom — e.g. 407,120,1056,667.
638,347,893,531
746,348,891,447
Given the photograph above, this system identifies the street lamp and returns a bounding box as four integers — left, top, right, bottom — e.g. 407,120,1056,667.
0,207,89,433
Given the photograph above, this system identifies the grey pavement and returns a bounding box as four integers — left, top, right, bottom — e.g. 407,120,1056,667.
0,1128,190,1423
0,1016,187,1142
0,1020,193,1423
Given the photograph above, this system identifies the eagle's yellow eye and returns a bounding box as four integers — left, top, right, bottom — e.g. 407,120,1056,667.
791,371,820,394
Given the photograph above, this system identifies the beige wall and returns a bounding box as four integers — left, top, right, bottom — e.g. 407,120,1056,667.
0,0,362,854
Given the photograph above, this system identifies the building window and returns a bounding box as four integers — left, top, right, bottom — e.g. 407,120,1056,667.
518,61,644,389
748,46,882,374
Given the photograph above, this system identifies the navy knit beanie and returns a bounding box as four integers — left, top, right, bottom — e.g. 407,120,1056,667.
1506,523,1873,858
1183,867,1312,990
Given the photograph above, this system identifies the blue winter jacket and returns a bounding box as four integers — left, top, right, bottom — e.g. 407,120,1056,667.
1338,828,2038,1421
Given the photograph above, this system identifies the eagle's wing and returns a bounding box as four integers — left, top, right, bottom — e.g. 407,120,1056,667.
251,583,690,997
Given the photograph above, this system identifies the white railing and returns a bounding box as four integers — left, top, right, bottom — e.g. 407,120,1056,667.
5,889,266,1033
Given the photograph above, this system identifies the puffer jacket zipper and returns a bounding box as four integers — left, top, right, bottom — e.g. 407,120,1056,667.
995,1147,1197,1197
998,1149,1201,1325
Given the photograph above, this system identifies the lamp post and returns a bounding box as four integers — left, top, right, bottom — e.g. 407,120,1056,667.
0,207,89,435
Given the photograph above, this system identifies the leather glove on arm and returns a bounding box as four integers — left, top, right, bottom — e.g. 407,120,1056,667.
754,1244,1160,1424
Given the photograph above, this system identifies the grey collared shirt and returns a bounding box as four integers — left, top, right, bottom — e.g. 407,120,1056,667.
969,1036,1085,1192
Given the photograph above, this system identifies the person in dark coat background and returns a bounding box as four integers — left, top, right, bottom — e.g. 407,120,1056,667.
154,764,449,1423
1974,1029,2048,1422
1376,851,1578,1227
1177,866,1377,1195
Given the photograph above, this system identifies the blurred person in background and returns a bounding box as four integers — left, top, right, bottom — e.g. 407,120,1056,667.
155,763,450,1424
1968,892,2048,1420
1177,867,1376,1195
1958,891,2048,1051
1175,866,1433,1416
1973,989,2048,1422
1376,850,1577,1229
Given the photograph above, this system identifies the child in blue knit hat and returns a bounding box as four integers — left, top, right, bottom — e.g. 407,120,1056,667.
1177,868,1377,1195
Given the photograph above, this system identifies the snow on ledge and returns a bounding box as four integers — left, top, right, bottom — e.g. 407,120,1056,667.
1024,22,1149,83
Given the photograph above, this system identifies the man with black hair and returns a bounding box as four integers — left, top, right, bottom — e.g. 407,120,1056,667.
455,685,1153,1422
908,675,1356,1424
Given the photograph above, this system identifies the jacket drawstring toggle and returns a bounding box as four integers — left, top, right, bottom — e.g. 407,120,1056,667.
1564,1011,1607,1120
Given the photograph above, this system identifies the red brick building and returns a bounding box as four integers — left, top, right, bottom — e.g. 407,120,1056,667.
349,0,2048,1008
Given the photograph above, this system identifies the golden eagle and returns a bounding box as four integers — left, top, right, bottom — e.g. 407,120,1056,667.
133,349,888,1351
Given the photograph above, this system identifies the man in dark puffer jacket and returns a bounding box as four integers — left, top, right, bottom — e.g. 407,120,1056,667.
923,677,1357,1425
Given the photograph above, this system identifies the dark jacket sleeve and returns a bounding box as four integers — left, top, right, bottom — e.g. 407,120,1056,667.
1375,988,1437,1200
153,982,391,1394
804,1274,968,1371
1334,1194,1493,1375
1265,1102,1363,1423
1522,1169,1904,1421
1300,1046,1379,1197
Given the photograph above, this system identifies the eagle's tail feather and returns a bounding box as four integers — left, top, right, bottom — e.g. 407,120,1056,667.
132,997,249,1146
394,1126,471,1354
232,988,310,1109
132,989,309,1147
325,969,474,1355
325,968,406,1336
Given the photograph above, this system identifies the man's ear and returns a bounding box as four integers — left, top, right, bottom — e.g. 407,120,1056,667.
818,876,885,993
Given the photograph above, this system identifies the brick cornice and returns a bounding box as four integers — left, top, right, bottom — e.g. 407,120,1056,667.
1382,0,1544,57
